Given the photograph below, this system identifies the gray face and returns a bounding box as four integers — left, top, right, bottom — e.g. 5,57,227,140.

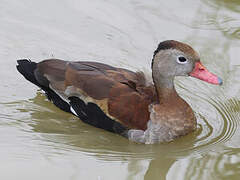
153,49,199,78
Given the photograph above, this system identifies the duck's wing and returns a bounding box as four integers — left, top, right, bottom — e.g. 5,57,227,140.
18,59,156,133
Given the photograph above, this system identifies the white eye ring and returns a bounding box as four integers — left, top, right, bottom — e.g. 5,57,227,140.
177,56,188,64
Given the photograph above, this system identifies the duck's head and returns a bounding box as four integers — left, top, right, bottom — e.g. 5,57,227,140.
152,40,222,85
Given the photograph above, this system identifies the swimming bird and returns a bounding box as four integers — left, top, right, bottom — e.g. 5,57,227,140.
16,40,222,144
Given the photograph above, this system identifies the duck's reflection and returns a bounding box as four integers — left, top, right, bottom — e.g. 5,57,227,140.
22,91,240,180
26,92,201,179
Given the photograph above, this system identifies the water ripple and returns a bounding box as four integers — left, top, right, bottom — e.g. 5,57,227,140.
3,87,239,161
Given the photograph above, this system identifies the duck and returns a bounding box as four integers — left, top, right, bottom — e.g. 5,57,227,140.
16,40,222,144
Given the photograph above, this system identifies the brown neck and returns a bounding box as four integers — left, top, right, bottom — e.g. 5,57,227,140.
152,74,181,104
156,87,180,104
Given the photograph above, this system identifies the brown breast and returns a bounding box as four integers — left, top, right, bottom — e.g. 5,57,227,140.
150,96,196,137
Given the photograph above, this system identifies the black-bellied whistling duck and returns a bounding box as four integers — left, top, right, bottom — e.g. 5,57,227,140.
16,40,222,144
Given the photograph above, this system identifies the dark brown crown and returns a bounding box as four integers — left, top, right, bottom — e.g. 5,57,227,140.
151,40,197,68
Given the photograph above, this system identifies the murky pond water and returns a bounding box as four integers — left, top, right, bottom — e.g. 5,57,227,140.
0,0,240,179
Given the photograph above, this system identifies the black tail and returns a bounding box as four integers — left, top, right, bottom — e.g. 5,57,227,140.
16,59,71,113
16,59,40,87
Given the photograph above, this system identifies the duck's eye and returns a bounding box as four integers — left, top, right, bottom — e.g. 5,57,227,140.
177,56,188,64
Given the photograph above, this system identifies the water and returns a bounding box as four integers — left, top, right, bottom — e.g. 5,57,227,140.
0,0,240,179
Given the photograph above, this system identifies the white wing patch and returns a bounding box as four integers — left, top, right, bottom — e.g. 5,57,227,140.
70,106,78,116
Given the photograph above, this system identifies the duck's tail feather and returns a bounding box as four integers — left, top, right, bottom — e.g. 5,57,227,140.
16,59,40,87
16,59,71,113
